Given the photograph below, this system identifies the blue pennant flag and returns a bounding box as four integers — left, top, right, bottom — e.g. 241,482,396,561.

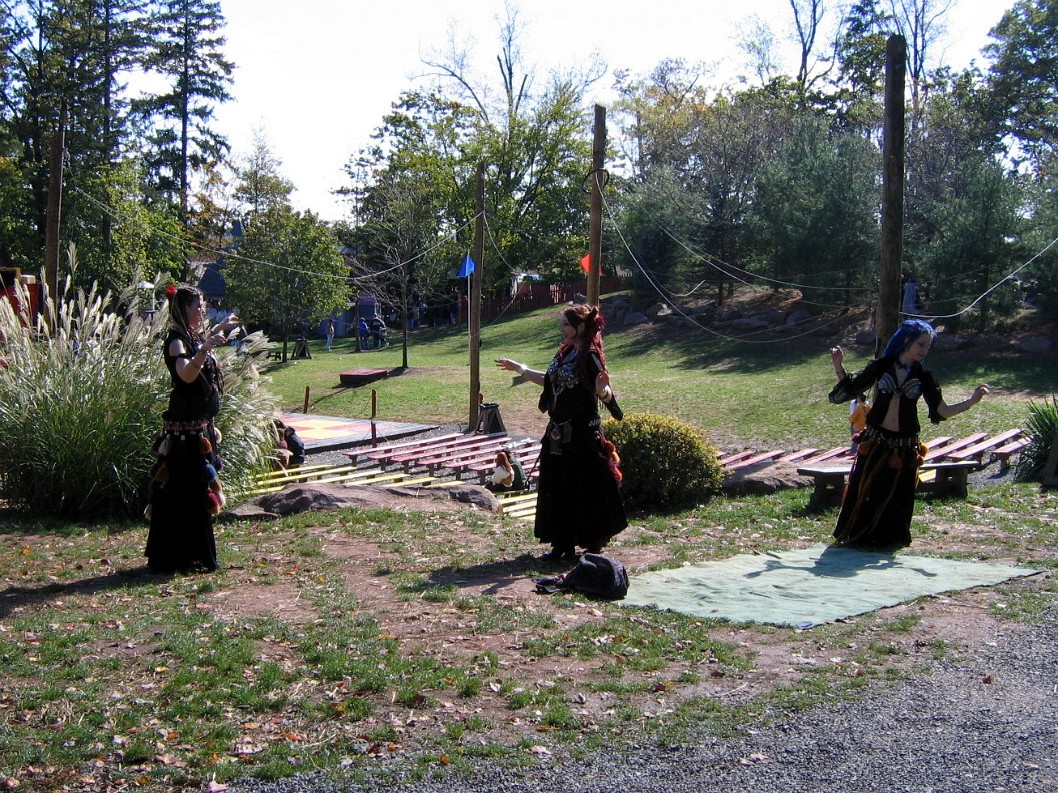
458,254,476,278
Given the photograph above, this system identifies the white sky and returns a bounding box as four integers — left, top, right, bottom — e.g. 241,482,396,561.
212,0,1014,222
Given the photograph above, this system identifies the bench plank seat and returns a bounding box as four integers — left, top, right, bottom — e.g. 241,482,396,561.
409,435,516,472
780,448,820,463
990,437,1029,471
718,450,758,466
385,433,508,470
797,459,981,509
799,446,853,465
344,432,464,465
947,429,1024,463
726,450,786,470
922,432,988,462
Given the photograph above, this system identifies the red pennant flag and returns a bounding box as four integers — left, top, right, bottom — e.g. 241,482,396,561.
580,253,591,273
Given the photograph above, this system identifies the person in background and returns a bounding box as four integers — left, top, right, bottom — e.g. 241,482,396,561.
283,423,306,467
486,450,528,493
495,304,626,560
849,392,869,452
828,319,988,549
145,284,238,574
325,318,336,351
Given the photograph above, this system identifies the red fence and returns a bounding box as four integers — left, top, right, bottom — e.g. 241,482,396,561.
481,276,624,322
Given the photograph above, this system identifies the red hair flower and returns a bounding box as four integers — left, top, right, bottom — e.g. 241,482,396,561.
165,284,177,298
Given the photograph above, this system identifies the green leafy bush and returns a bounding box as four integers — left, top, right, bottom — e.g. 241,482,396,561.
0,273,278,519
603,412,724,512
1014,396,1058,482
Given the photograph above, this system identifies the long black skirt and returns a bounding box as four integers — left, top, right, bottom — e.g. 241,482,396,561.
534,419,627,551
145,424,219,573
833,427,926,549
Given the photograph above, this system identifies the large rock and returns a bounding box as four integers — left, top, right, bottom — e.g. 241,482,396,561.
220,482,501,522
723,461,813,497
933,333,972,352
1017,336,1054,354
623,311,649,326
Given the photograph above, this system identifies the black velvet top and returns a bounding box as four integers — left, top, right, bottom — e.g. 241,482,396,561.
829,354,944,436
538,346,622,423
162,328,222,422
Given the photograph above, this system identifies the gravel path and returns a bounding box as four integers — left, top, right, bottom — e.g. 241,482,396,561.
224,600,1058,793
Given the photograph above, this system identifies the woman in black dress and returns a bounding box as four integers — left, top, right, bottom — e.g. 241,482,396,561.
145,285,238,573
828,319,988,548
496,304,626,560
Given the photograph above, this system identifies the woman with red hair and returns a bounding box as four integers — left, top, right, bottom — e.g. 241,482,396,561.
496,303,626,560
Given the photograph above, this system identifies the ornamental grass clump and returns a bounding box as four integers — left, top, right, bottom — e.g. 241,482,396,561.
0,269,277,519
1014,396,1058,483
603,412,724,512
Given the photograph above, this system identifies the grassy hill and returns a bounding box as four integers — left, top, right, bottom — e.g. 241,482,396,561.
261,296,1054,453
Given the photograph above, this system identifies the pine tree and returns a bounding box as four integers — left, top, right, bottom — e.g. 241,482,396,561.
136,0,233,245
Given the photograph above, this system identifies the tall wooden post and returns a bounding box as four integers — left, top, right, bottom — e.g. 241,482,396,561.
468,162,485,431
586,105,606,306
878,34,907,355
44,123,65,302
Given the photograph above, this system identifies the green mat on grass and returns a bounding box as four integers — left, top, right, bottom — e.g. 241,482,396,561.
620,544,1042,628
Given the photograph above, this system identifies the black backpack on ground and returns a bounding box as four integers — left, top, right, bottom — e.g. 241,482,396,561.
534,553,629,600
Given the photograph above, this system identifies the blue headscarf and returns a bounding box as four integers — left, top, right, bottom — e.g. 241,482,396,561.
881,319,936,360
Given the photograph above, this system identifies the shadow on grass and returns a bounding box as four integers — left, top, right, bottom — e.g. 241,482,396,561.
0,565,169,619
401,553,577,597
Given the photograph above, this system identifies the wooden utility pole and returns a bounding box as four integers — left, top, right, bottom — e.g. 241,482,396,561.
44,122,66,301
586,105,606,306
468,162,485,431
878,34,907,355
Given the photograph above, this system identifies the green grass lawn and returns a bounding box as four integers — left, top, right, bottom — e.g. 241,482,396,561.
262,302,1052,450
1,300,1055,792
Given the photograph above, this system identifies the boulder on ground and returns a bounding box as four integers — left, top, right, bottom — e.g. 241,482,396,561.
723,461,813,497
220,482,501,522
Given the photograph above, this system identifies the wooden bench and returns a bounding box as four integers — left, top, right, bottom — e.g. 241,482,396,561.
388,432,508,472
798,459,981,509
416,436,526,475
725,449,786,470
779,448,820,463
718,450,758,467
922,433,988,462
947,429,1024,465
990,437,1029,471
344,432,464,465
799,446,854,465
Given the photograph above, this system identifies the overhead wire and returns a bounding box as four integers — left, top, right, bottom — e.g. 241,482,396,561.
604,174,1058,325
598,181,852,344
608,174,876,295
903,234,1058,320
69,183,478,284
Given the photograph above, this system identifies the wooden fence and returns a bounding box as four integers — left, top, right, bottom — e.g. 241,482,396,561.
481,276,625,322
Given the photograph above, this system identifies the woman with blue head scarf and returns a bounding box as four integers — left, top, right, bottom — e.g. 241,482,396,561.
827,319,989,548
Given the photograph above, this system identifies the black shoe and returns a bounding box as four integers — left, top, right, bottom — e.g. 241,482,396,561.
540,546,575,561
